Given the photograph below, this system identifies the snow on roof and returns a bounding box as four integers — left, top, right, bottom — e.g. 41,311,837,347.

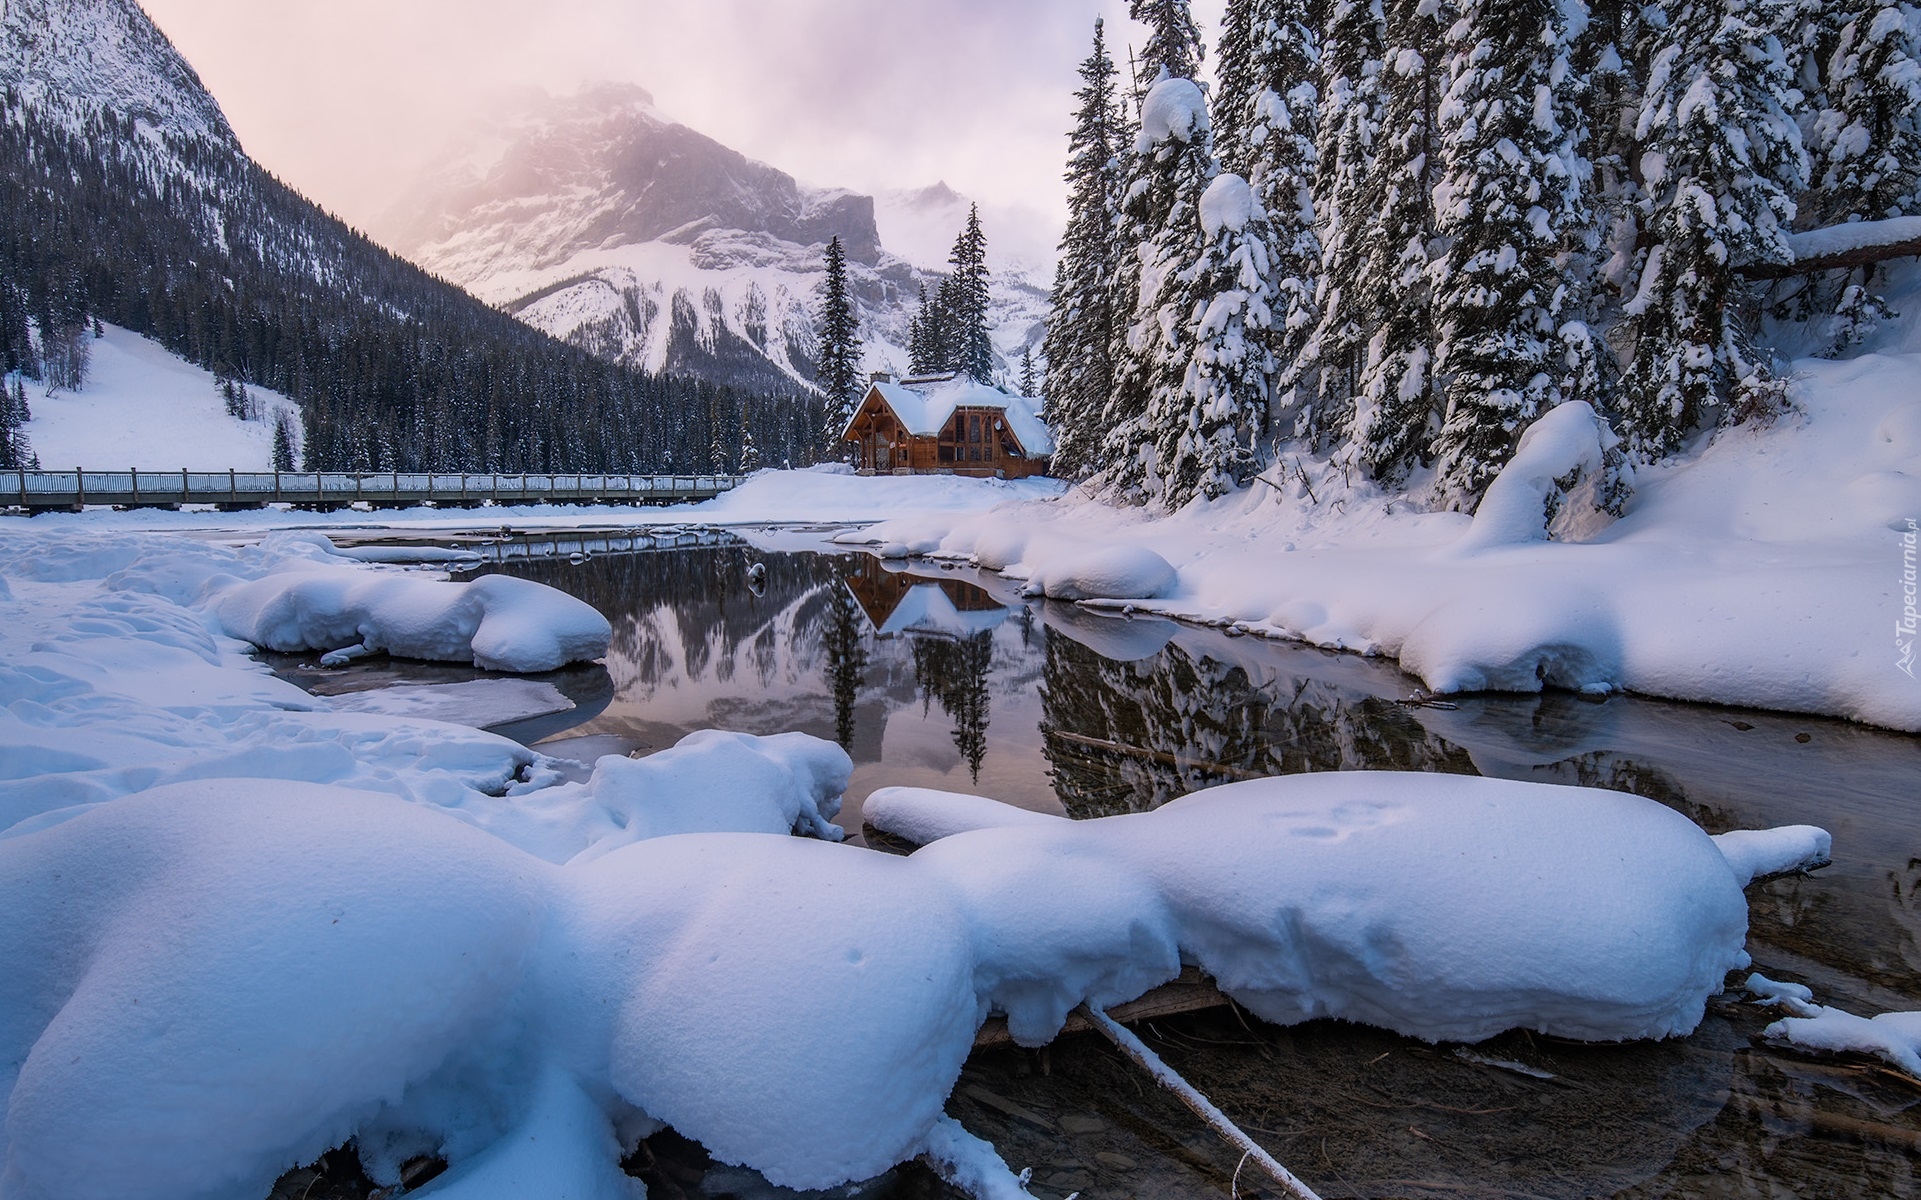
877,581,1009,640
842,376,1054,457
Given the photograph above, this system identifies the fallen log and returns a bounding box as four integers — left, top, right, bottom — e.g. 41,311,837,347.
1083,1005,1327,1200
971,966,1228,1049
1739,215,1921,279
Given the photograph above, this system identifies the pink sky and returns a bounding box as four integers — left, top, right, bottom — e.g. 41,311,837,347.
137,0,1227,244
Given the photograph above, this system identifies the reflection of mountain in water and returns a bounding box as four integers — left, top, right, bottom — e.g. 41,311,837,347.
1039,632,1478,819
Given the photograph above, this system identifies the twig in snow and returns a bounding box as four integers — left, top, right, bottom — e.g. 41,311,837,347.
1080,1005,1325,1200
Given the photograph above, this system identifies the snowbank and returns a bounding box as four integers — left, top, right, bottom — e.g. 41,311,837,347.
849,350,1921,730
0,769,1819,1199
210,567,611,672
0,529,841,862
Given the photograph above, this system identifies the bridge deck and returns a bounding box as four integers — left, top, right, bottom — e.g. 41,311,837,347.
6,469,741,513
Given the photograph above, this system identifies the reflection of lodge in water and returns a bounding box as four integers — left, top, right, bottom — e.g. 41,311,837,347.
843,557,1007,641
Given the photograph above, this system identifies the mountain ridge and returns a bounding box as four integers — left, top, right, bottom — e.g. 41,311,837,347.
383,84,1053,393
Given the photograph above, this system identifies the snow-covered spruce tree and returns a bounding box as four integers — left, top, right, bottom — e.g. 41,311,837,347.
737,412,762,473
1811,0,1921,222
0,373,33,471
1216,0,1323,432
1106,77,1225,505
946,207,993,385
1019,346,1040,396
1298,0,1384,449
1043,19,1125,479
1133,0,1207,82
814,235,862,451
1155,172,1280,505
1429,0,1593,507
1805,0,1921,348
1620,0,1808,457
1104,0,1212,502
1347,0,1445,484
272,411,296,472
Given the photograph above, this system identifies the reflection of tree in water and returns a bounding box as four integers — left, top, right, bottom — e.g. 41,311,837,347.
1038,632,1478,818
911,630,994,781
822,586,871,752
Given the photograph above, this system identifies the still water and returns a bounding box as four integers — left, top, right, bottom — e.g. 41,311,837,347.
456,527,1919,1199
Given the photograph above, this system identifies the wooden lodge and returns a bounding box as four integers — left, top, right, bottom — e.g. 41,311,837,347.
839,372,1054,479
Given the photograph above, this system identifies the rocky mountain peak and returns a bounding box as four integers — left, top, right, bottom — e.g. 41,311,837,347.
0,0,233,143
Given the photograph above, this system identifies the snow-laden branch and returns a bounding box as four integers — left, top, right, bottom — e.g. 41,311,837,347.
1739,215,1921,278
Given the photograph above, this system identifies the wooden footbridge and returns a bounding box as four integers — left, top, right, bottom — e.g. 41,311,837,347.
6,469,741,514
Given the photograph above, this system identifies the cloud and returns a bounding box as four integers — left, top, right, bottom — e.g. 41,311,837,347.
136,0,1224,241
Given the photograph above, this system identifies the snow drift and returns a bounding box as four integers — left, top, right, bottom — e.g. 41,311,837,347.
0,770,1824,1199
210,567,610,672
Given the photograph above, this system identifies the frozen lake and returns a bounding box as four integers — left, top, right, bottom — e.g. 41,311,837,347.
301,527,1921,1199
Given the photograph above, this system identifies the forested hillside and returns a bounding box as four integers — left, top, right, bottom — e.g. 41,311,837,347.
1045,0,1921,511
0,93,826,473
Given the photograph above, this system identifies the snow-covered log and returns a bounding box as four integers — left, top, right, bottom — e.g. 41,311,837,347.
1739,216,1921,278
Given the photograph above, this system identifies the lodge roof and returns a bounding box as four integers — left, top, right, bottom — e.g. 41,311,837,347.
839,375,1054,457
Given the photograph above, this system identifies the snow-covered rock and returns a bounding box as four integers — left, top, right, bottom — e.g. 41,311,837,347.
0,769,1820,1198
210,567,611,672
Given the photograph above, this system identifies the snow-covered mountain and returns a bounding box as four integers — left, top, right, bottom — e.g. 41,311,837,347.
379,85,1052,393
0,0,230,142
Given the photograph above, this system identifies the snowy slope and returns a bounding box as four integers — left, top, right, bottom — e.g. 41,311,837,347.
384,85,1052,389
21,323,300,470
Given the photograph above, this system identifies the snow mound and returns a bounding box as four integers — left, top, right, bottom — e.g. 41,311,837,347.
1200,173,1257,238
210,568,611,672
1022,543,1179,601
470,729,852,864
0,769,1820,1197
1447,401,1616,554
1138,76,1208,148
886,771,1799,1045
1711,826,1832,885
863,786,1066,843
0,781,550,1200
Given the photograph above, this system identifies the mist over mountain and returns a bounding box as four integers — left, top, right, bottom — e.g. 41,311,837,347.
1,0,822,473
381,85,1054,393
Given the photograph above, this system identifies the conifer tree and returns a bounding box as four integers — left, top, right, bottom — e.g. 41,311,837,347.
814,235,862,449
0,374,32,470
1808,0,1920,223
1217,0,1323,426
1155,172,1279,505
1429,0,1593,506
1298,0,1384,448
1043,19,1125,478
1133,0,1207,82
1018,346,1039,396
1348,0,1444,483
1620,0,1807,457
737,411,762,473
907,281,939,374
1106,71,1227,505
1105,0,1214,502
946,206,993,384
272,411,296,471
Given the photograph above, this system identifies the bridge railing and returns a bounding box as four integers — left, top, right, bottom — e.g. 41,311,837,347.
7,469,742,510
